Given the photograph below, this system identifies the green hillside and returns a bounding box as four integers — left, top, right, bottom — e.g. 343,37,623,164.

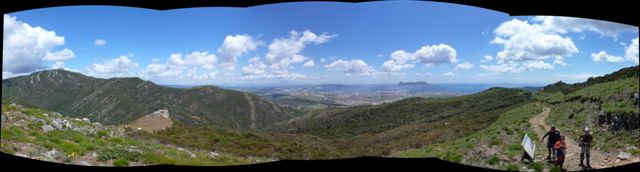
2,69,294,130
0,102,270,166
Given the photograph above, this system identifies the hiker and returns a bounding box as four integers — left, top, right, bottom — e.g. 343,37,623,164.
542,126,560,161
579,127,593,168
554,135,567,168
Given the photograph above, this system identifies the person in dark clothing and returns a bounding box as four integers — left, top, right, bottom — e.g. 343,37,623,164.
579,127,593,169
554,135,567,168
542,126,560,161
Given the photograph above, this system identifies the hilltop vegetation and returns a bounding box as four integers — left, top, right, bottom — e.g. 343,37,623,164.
278,88,531,139
393,103,544,170
272,88,533,156
2,69,294,130
393,65,640,170
0,102,270,166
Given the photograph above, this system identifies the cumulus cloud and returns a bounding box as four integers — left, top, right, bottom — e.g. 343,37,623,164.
94,39,107,46
242,58,268,76
3,14,75,74
454,62,473,70
168,51,217,70
240,57,306,80
143,51,217,80
381,44,458,72
265,30,336,70
43,48,75,61
143,61,183,78
480,60,553,73
482,18,578,73
87,55,139,75
555,73,601,80
52,61,65,69
589,37,639,64
625,37,639,64
591,51,625,62
325,59,375,75
533,16,637,39
218,34,261,71
480,55,493,63
442,71,455,76
302,60,315,67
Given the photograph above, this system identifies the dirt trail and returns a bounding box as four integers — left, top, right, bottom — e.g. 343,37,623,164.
243,92,257,130
529,104,637,171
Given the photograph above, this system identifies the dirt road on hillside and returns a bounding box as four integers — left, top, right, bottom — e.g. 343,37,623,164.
529,104,638,171
243,92,257,130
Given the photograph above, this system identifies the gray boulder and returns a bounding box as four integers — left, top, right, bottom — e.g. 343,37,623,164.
618,151,631,160
41,125,54,132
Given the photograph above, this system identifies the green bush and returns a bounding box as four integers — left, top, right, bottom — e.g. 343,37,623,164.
97,130,109,138
113,158,129,167
528,162,545,172
506,164,520,171
550,166,562,172
97,146,142,162
487,155,500,165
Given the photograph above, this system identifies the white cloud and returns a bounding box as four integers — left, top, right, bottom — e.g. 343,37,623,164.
480,63,521,73
625,37,639,64
533,16,637,39
382,44,458,72
240,57,306,80
43,48,75,61
483,18,578,73
320,58,326,63
477,73,487,77
555,73,601,80
454,62,473,70
325,59,374,75
302,60,315,67
168,51,217,70
591,51,625,63
242,59,267,76
2,71,14,79
522,60,554,70
88,55,139,74
94,39,107,46
480,60,553,73
492,19,578,64
143,51,217,80
218,34,261,71
3,14,74,74
589,37,639,64
143,62,183,78
442,71,455,76
382,60,415,72
265,30,336,70
52,61,65,69
480,55,493,63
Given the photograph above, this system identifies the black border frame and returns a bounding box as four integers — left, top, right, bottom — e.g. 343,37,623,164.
1,0,638,171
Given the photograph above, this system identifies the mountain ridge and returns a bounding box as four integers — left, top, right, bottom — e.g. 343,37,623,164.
2,69,293,130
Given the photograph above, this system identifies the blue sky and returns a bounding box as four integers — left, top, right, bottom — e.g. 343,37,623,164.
3,1,638,86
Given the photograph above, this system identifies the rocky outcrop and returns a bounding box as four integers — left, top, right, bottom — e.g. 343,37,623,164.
127,109,173,132
597,111,640,132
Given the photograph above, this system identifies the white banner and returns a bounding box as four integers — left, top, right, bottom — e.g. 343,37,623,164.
522,133,536,158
